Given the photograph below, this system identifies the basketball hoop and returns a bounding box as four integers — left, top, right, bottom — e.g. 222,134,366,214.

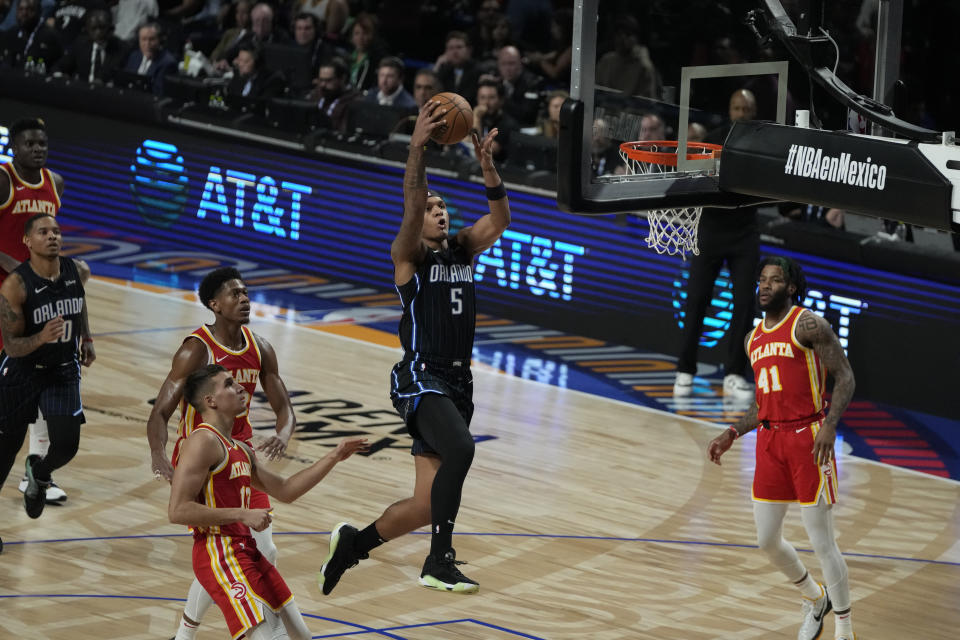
619,140,722,258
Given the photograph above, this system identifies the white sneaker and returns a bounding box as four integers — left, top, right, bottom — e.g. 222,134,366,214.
798,586,832,640
723,374,754,399
18,475,68,504
673,372,693,396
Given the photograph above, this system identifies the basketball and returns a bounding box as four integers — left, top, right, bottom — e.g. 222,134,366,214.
427,92,474,145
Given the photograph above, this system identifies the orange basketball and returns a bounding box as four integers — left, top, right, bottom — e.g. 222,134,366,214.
427,92,474,145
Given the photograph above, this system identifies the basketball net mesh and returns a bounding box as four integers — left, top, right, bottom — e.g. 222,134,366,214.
619,141,717,259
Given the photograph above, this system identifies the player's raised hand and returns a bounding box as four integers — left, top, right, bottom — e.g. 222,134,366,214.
242,508,273,531
331,436,370,461
472,128,499,168
707,429,736,465
411,100,446,149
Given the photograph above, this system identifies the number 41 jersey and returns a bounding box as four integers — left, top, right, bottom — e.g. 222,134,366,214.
748,305,827,424
396,237,475,361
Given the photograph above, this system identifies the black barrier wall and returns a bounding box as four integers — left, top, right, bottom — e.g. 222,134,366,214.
2,99,958,417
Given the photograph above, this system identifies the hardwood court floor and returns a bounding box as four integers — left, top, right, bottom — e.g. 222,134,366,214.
1,278,958,639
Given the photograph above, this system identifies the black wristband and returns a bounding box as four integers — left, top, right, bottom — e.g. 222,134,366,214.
485,183,507,201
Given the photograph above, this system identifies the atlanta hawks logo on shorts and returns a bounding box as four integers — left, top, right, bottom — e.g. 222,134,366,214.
230,582,248,599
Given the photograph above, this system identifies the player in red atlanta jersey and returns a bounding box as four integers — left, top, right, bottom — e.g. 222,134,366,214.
169,364,366,640
708,256,857,640
147,267,296,640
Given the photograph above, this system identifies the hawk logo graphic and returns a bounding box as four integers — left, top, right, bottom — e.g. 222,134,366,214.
230,582,248,599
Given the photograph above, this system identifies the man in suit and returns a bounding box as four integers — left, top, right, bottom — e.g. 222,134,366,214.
304,56,359,132
226,42,284,106
434,30,480,106
53,8,127,83
122,20,175,94
495,45,543,127
0,0,62,70
363,56,415,109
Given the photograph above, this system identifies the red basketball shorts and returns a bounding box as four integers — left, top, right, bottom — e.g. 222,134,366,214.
193,534,293,639
752,418,839,506
173,436,271,509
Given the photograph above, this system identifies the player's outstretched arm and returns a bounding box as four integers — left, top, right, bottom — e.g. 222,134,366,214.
796,310,856,465
0,273,65,357
169,429,272,531
391,101,446,284
254,334,295,461
248,437,369,503
458,129,511,256
147,338,209,482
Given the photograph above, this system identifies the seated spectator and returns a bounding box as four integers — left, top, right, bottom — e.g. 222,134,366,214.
220,2,289,67
525,7,571,88
53,7,127,82
639,112,666,141
473,75,518,162
0,0,62,70
363,55,415,109
1,0,56,32
209,0,250,65
595,15,659,99
391,66,440,136
122,20,175,94
687,121,707,142
319,0,349,53
591,117,623,177
113,0,158,43
347,12,384,93
536,88,567,138
49,0,107,49
470,0,503,66
291,11,323,76
226,41,284,102
496,44,543,127
434,30,480,106
303,56,358,131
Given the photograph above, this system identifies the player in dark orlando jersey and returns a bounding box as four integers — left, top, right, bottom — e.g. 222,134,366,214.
0,213,94,541
318,100,511,594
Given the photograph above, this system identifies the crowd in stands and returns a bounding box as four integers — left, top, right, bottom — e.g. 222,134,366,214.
0,0,956,218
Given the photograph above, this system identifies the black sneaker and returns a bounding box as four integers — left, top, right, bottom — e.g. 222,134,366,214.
419,548,479,593
318,522,366,595
23,455,50,519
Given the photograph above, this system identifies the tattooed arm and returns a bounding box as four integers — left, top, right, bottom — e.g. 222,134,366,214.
796,310,856,465
0,273,65,357
391,101,446,286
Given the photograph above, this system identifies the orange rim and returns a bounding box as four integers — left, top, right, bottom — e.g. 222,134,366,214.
619,140,723,167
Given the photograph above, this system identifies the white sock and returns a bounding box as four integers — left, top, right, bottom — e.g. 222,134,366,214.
794,571,824,600
28,418,50,458
835,610,854,637
175,578,214,639
173,615,200,640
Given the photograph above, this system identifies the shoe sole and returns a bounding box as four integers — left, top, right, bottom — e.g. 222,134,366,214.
318,522,348,594
418,575,479,593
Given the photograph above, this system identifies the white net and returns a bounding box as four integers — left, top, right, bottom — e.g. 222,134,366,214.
619,141,717,259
